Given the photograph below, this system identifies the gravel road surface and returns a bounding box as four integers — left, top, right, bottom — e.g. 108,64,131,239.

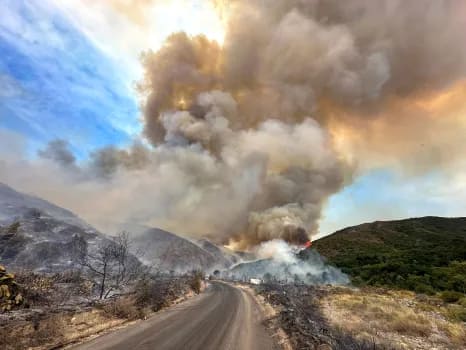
69,281,277,350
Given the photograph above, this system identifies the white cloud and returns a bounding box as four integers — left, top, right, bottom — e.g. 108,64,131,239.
51,0,225,81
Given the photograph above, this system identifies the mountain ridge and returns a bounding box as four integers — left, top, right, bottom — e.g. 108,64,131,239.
0,182,90,229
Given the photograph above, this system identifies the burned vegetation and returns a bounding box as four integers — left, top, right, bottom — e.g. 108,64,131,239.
0,270,201,350
0,223,204,349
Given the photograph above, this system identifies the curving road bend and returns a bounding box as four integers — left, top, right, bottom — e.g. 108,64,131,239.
69,281,278,350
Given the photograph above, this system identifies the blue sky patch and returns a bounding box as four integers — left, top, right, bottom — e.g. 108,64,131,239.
0,0,139,158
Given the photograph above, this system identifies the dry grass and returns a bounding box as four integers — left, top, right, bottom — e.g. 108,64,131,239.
0,308,135,350
0,314,67,350
437,320,466,347
0,323,29,350
321,288,466,350
332,294,431,336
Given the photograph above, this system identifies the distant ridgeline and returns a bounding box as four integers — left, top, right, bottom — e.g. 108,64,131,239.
312,216,466,295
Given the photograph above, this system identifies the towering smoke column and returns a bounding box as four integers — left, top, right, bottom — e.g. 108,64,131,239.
135,31,348,247
132,0,466,247
2,0,466,249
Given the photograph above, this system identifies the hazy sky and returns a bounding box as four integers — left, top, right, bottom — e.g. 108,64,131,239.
1,0,465,238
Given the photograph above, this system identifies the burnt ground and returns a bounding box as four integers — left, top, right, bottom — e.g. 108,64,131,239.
255,283,397,350
0,273,196,350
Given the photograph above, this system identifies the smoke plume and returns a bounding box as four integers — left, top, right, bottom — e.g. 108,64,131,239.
1,0,466,249
227,239,349,285
38,139,77,168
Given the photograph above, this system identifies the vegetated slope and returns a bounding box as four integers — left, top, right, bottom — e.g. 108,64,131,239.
0,183,109,272
129,227,236,273
312,216,466,294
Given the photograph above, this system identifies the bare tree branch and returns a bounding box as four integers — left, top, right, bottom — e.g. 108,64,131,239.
72,232,146,299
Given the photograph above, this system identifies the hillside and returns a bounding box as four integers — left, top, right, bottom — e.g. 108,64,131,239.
0,183,238,273
0,183,90,228
312,216,466,294
0,183,110,272
118,226,238,273
197,239,239,267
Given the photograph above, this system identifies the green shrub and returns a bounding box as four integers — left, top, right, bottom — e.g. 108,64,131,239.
440,291,464,303
312,218,466,295
414,283,435,295
447,305,466,322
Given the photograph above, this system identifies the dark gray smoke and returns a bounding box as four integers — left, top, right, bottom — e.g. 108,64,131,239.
38,139,76,168
89,142,150,178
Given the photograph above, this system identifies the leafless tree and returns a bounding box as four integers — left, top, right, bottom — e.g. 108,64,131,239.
75,232,147,299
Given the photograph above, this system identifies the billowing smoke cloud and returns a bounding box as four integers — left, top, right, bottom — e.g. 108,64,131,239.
227,239,349,284
89,141,150,177
2,0,466,249
141,0,466,140
129,0,466,245
1,112,346,248
38,139,77,168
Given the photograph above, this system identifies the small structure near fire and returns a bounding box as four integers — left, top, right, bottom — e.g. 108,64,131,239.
249,278,262,285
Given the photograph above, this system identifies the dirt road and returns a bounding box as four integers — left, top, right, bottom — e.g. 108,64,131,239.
69,281,278,350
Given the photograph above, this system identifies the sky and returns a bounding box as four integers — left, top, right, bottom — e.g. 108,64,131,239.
1,0,465,239
0,0,223,156
0,1,140,158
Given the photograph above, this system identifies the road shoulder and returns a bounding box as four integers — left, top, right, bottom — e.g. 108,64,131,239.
236,283,293,350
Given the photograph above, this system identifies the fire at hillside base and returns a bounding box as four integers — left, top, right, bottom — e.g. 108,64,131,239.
221,238,349,286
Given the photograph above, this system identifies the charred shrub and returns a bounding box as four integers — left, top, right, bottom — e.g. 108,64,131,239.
135,279,170,312
29,314,66,347
0,323,28,350
15,271,55,307
14,270,93,308
135,275,192,312
103,298,143,320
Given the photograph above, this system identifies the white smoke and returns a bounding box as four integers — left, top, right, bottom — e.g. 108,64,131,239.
256,239,300,264
229,239,349,285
